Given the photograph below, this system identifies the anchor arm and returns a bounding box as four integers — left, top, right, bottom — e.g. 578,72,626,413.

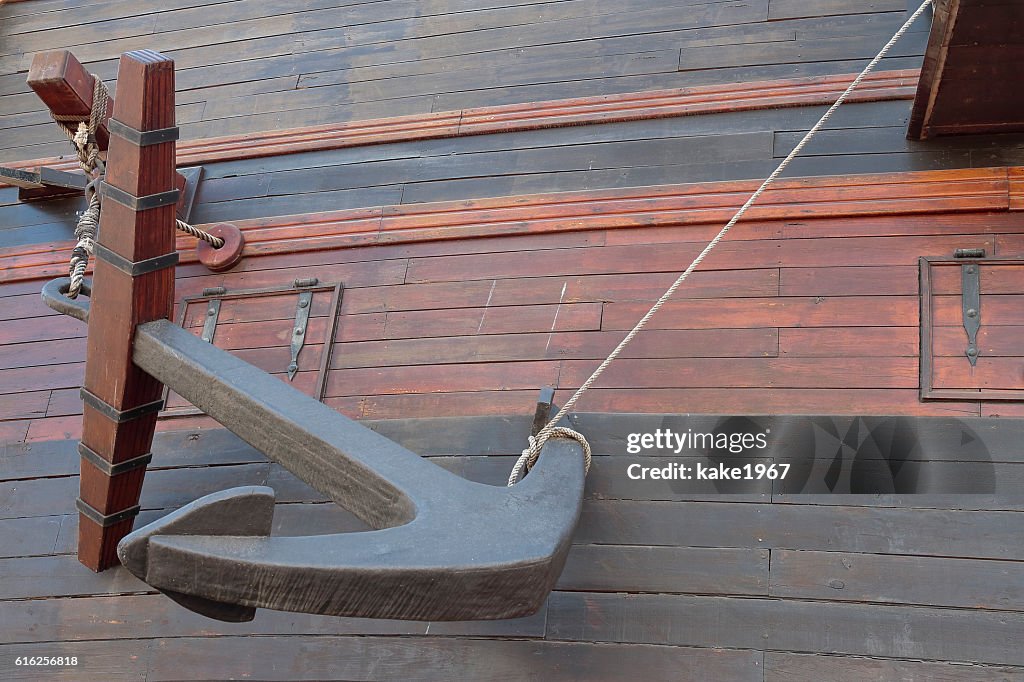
121,319,586,620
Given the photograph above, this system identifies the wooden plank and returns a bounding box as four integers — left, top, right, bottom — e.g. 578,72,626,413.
0,390,50,420
765,652,1024,682
557,545,769,594
0,554,149,600
560,387,977,416
933,295,1024,326
933,357,1024,391
0,593,545,644
558,357,919,389
0,638,149,682
770,550,1024,610
0,516,63,558
323,360,561,397
935,326,1024,357
780,265,918,295
603,296,918,330
0,636,763,681
405,235,996,285
768,0,908,21
330,329,780,369
546,591,1024,665
382,302,603,338
576,500,1024,559
779,327,917,357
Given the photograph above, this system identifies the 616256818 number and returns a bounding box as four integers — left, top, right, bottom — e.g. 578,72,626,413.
15,657,78,666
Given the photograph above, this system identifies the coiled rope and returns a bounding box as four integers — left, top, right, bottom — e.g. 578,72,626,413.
508,0,934,486
54,76,224,299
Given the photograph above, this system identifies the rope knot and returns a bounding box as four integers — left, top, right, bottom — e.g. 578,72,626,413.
507,426,591,486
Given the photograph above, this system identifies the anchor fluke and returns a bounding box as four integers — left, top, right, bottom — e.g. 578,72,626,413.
118,485,276,622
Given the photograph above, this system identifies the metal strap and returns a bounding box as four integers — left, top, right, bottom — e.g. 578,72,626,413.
108,117,179,147
76,498,141,528
94,242,178,277
99,181,179,211
80,388,163,423
78,442,153,476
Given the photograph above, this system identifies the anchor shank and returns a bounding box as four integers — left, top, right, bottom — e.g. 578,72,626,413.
133,319,464,529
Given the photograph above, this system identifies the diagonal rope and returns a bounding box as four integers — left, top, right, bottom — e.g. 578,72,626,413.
53,77,225,298
508,0,934,486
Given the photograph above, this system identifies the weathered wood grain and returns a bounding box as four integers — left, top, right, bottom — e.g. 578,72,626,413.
769,550,1024,610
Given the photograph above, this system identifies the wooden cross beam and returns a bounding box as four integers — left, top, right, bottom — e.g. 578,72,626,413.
75,50,178,571
26,50,196,216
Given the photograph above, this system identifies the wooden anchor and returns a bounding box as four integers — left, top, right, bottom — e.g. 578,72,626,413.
41,50,586,622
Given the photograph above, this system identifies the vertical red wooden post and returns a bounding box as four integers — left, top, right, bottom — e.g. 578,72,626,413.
76,50,178,571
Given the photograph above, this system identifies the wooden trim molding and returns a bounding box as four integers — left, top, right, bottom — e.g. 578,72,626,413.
2,69,919,186
1,165,1018,285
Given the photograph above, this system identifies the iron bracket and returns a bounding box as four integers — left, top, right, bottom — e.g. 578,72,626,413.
288,290,314,380
955,249,984,366
201,299,221,344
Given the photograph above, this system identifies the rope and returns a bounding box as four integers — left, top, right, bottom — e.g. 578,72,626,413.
52,78,109,299
53,77,224,297
176,219,224,248
508,427,592,486
508,0,933,486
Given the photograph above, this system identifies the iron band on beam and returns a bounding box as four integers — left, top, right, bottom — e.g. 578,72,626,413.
99,181,179,211
76,499,141,528
79,442,153,476
107,117,179,146
94,242,179,277
80,388,163,423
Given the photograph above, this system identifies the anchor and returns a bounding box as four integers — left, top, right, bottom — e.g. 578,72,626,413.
40,50,585,622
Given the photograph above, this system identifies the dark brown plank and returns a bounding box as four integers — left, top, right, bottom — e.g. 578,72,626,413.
766,652,1024,682
769,550,1024,610
547,591,1024,665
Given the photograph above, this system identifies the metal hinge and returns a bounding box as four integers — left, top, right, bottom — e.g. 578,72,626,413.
288,278,319,380
201,299,222,344
954,248,984,366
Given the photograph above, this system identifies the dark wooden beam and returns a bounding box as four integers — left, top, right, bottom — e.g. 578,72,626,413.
909,0,1024,139
27,50,115,150
26,50,195,210
76,50,178,571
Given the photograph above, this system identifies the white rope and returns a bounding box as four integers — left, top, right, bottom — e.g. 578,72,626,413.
508,0,933,486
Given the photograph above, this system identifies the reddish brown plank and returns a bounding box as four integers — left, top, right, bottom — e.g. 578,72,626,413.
331,329,780,369
383,302,603,339
780,328,917,358
405,236,995,284
779,266,918,296
558,357,919,390
324,361,561,398
342,390,539,420
931,263,1024,295
603,297,918,330
551,388,980,417
933,357,1024,391
934,326,1024,357
933,295,1024,326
